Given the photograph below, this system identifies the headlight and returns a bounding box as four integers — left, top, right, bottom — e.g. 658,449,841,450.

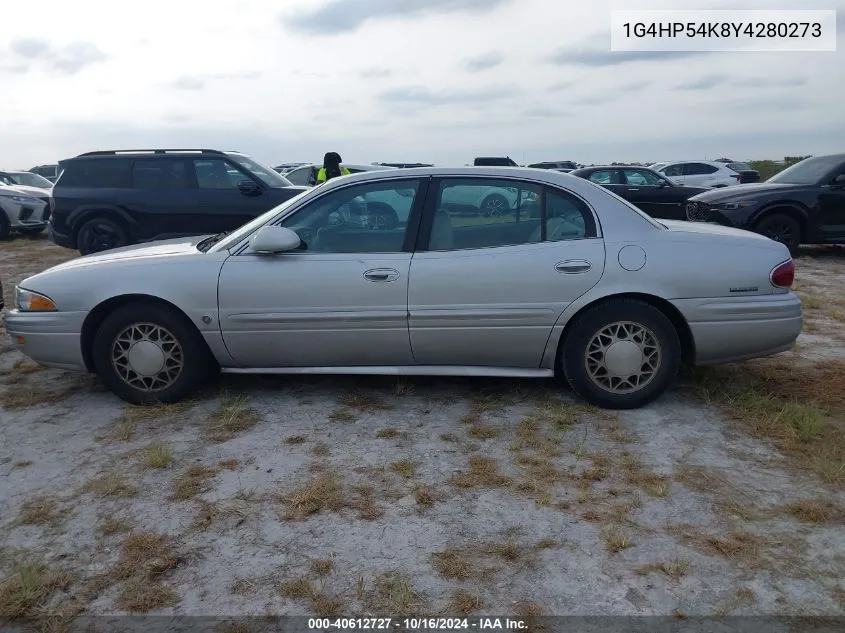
0,193,39,203
717,201,757,210
14,287,57,311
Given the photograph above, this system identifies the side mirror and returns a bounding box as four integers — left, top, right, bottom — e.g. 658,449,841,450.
237,180,262,196
249,226,301,254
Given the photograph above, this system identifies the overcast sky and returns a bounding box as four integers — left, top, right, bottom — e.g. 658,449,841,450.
2,0,843,168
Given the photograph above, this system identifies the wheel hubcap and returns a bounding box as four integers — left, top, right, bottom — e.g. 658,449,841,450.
585,321,661,394
111,323,184,392
83,225,120,252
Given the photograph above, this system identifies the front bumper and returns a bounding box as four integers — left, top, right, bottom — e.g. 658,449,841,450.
3,309,88,371
684,201,740,226
0,199,49,229
673,293,802,365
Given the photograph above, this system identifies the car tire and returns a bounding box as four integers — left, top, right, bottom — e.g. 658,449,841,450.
76,217,129,255
560,299,681,409
92,302,215,405
480,193,509,217
753,214,801,253
0,213,10,240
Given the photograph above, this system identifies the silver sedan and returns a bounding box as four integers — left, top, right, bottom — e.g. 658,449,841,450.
3,167,802,409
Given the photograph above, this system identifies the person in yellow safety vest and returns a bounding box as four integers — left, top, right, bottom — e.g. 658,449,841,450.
315,152,350,184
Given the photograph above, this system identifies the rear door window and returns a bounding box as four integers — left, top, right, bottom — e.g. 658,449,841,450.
55,159,132,187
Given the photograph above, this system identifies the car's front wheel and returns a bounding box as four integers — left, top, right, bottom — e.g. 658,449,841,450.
561,299,681,409
77,217,128,255
92,302,215,404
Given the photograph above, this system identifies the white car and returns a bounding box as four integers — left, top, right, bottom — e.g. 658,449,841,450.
0,170,54,190
283,163,395,186
0,184,50,239
653,161,743,188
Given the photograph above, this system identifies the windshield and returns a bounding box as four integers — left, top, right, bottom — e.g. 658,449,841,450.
10,172,52,188
208,187,312,252
767,156,843,185
226,153,295,188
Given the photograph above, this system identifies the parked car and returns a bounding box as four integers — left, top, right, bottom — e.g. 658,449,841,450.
473,157,518,167
654,161,743,188
0,184,50,239
6,167,801,410
528,161,579,172
570,166,707,220
283,163,395,187
0,170,54,190
273,162,308,174
722,161,760,184
28,164,62,183
686,153,845,252
373,162,434,168
48,149,307,255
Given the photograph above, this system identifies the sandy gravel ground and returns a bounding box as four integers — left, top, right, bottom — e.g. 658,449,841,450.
1,235,844,629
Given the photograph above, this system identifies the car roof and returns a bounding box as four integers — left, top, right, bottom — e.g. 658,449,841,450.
574,165,651,170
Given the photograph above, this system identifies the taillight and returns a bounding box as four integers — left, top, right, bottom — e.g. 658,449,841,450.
770,260,794,288
732,174,741,182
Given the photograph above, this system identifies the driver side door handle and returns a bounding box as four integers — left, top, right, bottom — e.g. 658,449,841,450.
363,268,400,282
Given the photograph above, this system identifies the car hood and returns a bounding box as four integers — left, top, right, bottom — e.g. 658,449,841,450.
689,182,801,203
0,184,46,198
43,236,210,273
658,219,775,242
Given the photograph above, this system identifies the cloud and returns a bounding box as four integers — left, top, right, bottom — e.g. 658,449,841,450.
675,73,730,90
524,107,566,118
165,71,262,90
282,0,512,35
733,77,807,88
378,85,515,105
359,67,392,78
168,76,205,90
548,80,576,92
464,52,504,72
619,80,650,92
572,94,612,106
2,38,107,75
547,35,707,67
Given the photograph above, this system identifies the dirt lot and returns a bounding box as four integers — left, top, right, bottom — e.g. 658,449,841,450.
1,234,845,627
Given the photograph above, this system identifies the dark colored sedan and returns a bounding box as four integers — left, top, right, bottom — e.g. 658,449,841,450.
570,166,708,220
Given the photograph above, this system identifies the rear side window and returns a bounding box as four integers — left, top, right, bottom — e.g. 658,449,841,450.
684,162,719,175
131,158,194,189
55,159,132,188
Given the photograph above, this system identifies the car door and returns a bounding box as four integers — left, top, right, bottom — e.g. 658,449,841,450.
584,169,627,196
408,177,605,367
818,163,845,238
660,164,685,185
126,158,201,239
192,157,276,233
683,162,719,187
620,168,686,219
217,177,427,368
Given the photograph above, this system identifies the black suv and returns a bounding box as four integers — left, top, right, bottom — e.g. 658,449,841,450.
685,153,845,252
49,149,307,255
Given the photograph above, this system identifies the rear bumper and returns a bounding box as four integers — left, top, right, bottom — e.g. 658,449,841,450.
673,293,802,365
3,310,88,371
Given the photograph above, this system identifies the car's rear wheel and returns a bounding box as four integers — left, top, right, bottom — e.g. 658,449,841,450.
561,299,681,409
480,193,509,217
77,217,128,255
754,213,800,252
92,302,214,404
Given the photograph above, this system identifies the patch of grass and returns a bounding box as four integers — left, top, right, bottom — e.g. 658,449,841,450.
349,484,384,521
98,518,132,536
440,433,459,442
284,435,306,444
0,378,91,410
279,472,345,520
363,572,426,616
800,294,825,310
310,559,333,577
535,538,558,550
144,443,173,469
83,473,138,498
113,532,182,581
391,460,416,479
12,461,33,469
603,527,633,554
622,454,669,497
450,456,511,489
312,443,330,457
12,358,44,374
328,409,357,423
431,548,475,580
206,396,262,442
230,578,258,595
0,563,73,619
279,577,313,599
415,486,434,506
17,497,67,526
486,541,522,562
634,558,690,581
377,428,400,439
115,580,179,612
311,592,346,617
449,589,483,614
171,465,220,501
691,359,845,486
668,525,765,563
339,392,392,412
783,499,845,524
218,458,239,471
469,423,501,439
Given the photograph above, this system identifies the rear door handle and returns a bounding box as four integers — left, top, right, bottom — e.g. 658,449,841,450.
626,188,639,191
363,268,400,282
556,260,592,274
